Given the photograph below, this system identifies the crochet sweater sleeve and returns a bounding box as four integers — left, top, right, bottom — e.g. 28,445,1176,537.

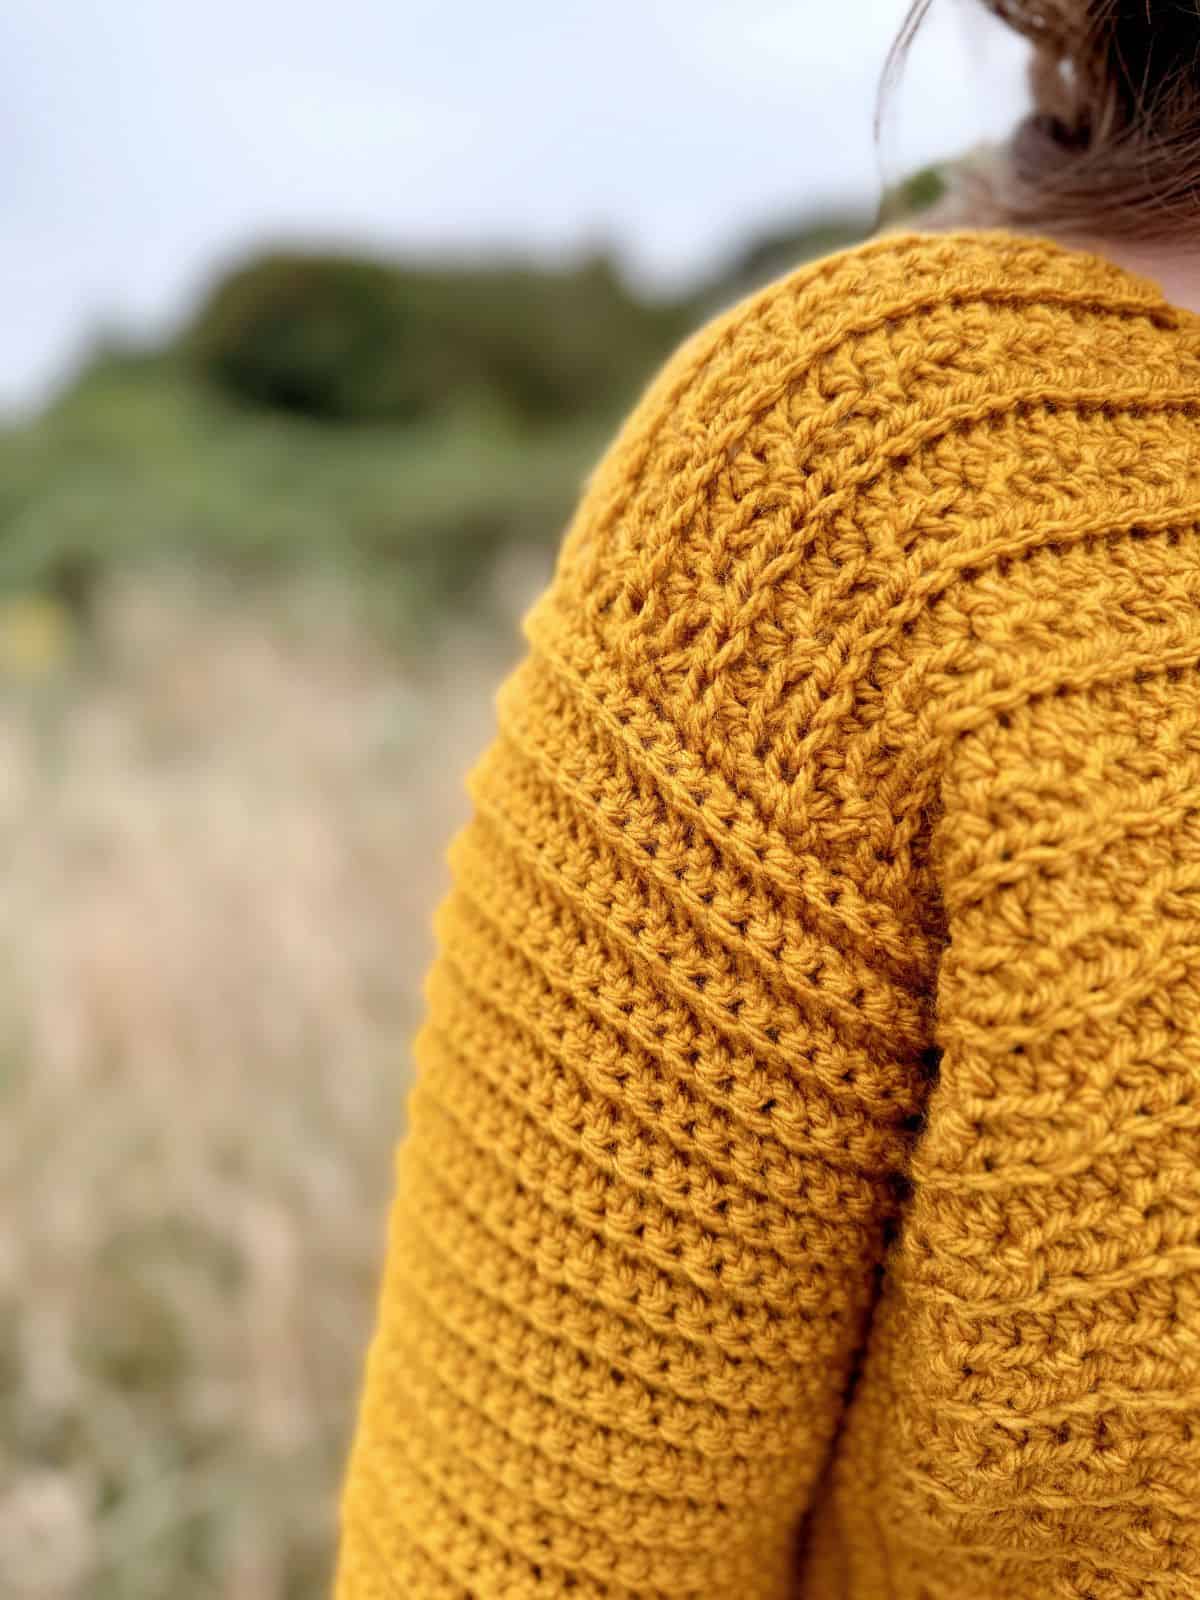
333,234,951,1599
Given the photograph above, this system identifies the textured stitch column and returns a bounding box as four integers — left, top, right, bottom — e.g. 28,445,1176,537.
332,230,957,1598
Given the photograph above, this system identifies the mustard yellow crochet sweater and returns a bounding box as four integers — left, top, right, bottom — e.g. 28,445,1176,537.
334,228,1200,1600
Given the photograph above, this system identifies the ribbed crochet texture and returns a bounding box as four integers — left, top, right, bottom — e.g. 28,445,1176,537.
334,228,1200,1600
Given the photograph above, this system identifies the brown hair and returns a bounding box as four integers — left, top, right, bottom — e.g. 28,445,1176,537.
880,1,1200,242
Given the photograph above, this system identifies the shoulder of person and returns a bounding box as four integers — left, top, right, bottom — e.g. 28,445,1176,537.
554,225,1177,586
618,223,1167,448
546,227,1157,604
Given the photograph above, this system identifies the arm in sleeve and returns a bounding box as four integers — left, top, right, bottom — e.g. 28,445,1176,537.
333,276,943,1600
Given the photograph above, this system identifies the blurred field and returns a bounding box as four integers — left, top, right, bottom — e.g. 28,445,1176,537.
0,560,543,1600
0,235,654,1600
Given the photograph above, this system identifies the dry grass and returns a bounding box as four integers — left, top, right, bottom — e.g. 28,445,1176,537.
0,556,546,1599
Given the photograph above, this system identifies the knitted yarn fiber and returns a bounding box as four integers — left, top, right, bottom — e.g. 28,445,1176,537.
334,228,1200,1599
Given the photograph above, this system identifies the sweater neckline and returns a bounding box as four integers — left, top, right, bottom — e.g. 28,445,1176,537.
916,223,1200,333
1015,226,1200,323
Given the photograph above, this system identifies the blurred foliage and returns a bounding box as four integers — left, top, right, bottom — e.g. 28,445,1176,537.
185,248,694,426
0,169,946,636
0,356,610,637
0,593,73,678
877,160,949,229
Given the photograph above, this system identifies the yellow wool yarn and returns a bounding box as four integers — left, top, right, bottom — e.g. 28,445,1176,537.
334,228,1200,1599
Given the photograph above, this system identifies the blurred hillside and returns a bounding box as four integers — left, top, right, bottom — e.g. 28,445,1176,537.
0,172,942,1600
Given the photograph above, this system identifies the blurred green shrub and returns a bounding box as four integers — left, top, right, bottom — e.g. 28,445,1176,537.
185,255,427,422
184,247,692,426
876,160,949,229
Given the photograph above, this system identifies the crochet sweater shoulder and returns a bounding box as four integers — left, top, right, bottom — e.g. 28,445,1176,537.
335,228,1200,1600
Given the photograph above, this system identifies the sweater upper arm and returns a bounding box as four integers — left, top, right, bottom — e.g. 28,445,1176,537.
334,236,948,1600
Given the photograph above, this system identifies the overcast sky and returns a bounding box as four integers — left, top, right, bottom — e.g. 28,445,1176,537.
0,0,1028,414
